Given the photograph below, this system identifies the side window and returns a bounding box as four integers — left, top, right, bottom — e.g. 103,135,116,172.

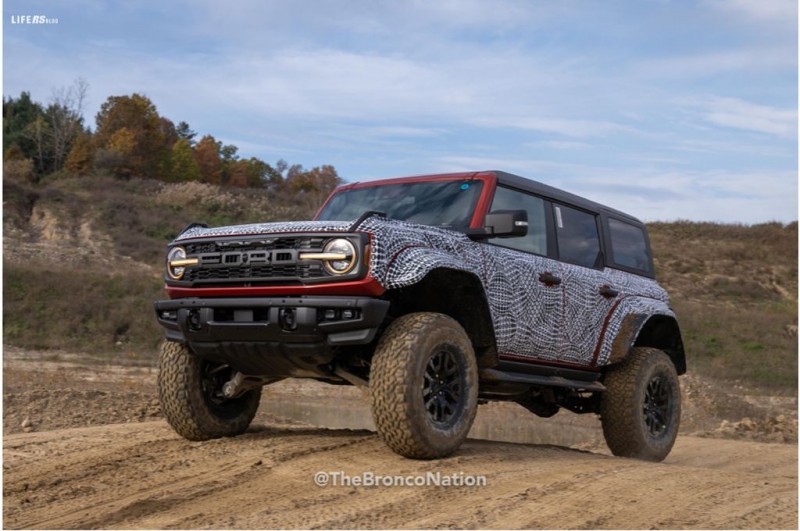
554,204,601,268
487,186,548,255
608,218,651,273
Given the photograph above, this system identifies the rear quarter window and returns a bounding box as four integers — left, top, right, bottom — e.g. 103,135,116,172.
554,204,601,268
608,218,651,274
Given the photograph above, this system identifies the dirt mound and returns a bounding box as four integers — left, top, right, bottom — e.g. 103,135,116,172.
705,415,798,444
680,372,798,439
3,388,162,435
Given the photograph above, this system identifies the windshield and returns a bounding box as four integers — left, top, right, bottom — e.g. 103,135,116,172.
316,179,484,228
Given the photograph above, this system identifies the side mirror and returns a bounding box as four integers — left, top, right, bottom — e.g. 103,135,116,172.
467,209,528,239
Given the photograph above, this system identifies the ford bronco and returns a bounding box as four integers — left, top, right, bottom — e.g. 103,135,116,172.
155,170,685,461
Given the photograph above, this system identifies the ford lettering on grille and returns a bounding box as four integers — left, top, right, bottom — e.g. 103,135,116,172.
200,250,298,267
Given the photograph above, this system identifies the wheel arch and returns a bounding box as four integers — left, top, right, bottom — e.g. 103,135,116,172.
607,313,686,375
384,267,498,368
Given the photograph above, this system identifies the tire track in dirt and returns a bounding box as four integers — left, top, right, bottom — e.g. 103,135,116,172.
5,423,374,529
3,420,796,529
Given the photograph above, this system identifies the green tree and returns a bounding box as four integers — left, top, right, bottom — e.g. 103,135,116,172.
170,139,202,182
244,157,281,189
263,161,283,189
175,121,196,146
217,142,239,184
3,80,87,176
3,92,44,159
219,143,238,163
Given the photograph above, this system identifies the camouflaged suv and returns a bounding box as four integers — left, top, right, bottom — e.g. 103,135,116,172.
155,171,685,461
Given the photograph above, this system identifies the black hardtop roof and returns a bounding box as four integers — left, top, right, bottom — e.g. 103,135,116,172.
341,170,645,226
492,170,644,225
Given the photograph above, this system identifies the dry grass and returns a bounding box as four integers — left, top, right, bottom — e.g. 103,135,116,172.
649,221,797,394
3,261,165,356
674,300,797,392
649,221,798,304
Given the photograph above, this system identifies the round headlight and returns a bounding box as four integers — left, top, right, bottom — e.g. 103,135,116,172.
167,246,187,280
323,238,356,275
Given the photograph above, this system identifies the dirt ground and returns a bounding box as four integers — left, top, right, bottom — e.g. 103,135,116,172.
3,346,798,529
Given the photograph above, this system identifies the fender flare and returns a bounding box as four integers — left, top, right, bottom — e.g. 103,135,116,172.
607,312,686,374
384,265,499,369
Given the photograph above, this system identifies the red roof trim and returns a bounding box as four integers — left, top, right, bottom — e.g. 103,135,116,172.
314,171,499,225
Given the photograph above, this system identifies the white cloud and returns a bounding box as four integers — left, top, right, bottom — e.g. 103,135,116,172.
704,0,798,23
471,116,635,139
662,136,792,158
703,97,797,137
193,0,564,41
532,140,591,150
404,0,536,30
568,168,797,223
635,49,795,79
621,155,686,165
362,126,447,138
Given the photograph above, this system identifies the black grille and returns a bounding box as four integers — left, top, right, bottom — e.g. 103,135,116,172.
180,236,330,285
186,264,323,282
184,237,326,255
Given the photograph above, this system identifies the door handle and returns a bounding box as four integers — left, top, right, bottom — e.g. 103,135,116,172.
538,272,562,286
599,285,619,298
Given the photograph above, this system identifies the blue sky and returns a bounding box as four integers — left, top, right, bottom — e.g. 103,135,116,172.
3,0,797,223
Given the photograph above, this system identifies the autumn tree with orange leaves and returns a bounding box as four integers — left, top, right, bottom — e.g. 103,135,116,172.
93,93,168,178
4,86,344,195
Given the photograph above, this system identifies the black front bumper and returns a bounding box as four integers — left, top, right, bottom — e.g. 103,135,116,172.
154,296,389,377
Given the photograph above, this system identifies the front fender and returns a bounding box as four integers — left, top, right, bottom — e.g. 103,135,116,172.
381,246,484,289
356,217,485,290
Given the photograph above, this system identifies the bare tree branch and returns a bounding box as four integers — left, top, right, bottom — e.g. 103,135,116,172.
49,78,90,171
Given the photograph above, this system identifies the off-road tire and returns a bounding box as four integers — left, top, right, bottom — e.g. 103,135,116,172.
158,341,261,441
370,312,479,459
600,347,681,461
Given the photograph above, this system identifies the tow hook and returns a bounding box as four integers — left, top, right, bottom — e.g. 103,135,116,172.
222,372,246,399
222,372,280,399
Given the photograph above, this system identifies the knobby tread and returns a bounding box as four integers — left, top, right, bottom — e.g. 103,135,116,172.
157,341,261,441
600,346,681,461
369,312,478,459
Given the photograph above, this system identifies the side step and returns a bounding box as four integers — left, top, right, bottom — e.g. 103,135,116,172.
479,368,606,392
